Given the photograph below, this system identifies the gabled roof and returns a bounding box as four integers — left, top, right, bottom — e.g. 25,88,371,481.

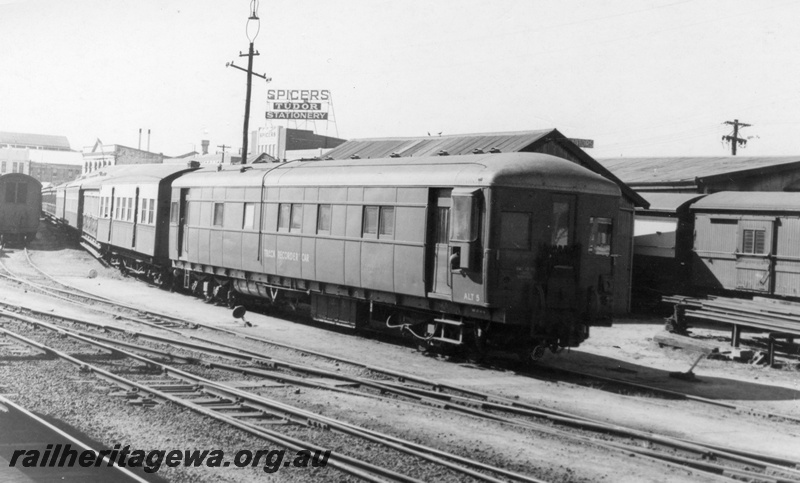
596,156,800,186
324,130,554,159
0,131,71,151
322,129,647,207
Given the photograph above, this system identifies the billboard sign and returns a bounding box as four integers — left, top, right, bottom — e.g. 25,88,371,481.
266,89,330,121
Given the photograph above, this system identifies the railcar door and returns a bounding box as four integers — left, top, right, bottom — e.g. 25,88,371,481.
734,218,774,293
428,189,452,298
177,188,189,258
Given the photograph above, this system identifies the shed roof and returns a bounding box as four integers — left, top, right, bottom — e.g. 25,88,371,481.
596,156,800,186
691,191,800,212
0,131,71,151
324,130,554,159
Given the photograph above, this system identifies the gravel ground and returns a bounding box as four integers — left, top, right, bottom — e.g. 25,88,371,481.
1,224,798,482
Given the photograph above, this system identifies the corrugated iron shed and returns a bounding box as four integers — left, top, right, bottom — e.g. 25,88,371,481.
322,129,646,207
0,131,72,151
691,191,800,212
596,156,800,186
324,130,553,159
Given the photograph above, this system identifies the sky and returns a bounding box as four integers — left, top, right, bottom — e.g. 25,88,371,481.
2,0,800,158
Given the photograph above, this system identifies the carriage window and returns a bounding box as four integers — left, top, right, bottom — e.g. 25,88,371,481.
147,199,155,224
379,207,394,237
242,203,255,229
5,182,27,203
126,197,133,221
500,212,531,250
435,207,450,244
589,217,613,256
451,195,480,242
170,202,178,223
742,229,766,254
278,203,291,231
290,204,302,231
363,206,378,236
213,203,224,227
551,201,571,247
140,199,148,222
317,204,331,234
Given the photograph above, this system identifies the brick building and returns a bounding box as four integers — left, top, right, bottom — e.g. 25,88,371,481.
82,140,165,175
0,131,82,185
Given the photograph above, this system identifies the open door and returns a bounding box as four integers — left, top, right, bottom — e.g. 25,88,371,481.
735,219,774,292
428,189,452,298
177,188,189,258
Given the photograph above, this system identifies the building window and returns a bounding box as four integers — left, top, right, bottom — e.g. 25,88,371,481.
317,204,331,234
742,229,766,254
213,202,224,226
242,203,255,229
1,161,6,173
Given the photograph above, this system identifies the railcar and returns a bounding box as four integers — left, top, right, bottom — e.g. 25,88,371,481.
0,173,42,246
690,191,800,298
169,152,622,357
65,164,198,281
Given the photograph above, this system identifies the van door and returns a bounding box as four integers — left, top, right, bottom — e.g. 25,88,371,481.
735,218,774,292
428,189,452,298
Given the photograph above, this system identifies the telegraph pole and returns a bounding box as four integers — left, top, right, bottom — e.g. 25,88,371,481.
226,1,270,165
722,119,751,156
217,144,230,164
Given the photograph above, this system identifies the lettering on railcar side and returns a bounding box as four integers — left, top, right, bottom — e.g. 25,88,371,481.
463,293,481,302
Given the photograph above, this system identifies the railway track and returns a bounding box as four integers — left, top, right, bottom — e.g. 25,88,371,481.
3,299,799,482
0,315,543,483
4,246,800,481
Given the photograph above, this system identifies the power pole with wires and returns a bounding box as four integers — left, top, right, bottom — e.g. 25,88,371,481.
722,119,751,156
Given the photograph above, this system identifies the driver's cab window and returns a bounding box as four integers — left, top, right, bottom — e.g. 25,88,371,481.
589,217,613,256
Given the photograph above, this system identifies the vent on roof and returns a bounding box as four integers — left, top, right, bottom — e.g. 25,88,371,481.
472,148,484,154
437,150,449,156
188,160,200,168
350,155,360,159
489,147,501,153
389,152,401,158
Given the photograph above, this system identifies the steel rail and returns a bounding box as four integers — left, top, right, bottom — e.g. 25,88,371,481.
0,313,545,483
5,308,792,483
0,324,420,483
12,258,800,478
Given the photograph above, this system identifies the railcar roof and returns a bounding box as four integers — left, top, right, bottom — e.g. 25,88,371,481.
173,152,620,196
691,191,800,212
0,173,42,188
67,163,196,188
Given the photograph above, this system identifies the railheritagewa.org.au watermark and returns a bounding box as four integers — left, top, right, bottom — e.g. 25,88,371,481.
8,443,331,474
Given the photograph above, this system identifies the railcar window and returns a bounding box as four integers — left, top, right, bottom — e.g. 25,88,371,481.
551,201,571,247
242,202,255,230
436,207,450,244
500,212,531,250
170,202,178,223
363,206,378,236
588,217,613,256
290,203,303,231
127,197,133,221
451,195,479,242
213,203,224,227
5,182,26,203
379,206,395,237
278,203,291,231
140,199,148,223
317,204,331,234
147,199,155,224
742,229,766,254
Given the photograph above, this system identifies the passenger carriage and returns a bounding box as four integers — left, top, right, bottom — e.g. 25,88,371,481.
169,152,621,356
0,173,42,246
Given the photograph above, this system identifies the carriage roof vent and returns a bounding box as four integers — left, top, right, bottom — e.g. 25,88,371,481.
187,160,200,168
389,152,401,158
489,147,501,153
472,148,484,154
350,155,360,159
437,150,449,156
